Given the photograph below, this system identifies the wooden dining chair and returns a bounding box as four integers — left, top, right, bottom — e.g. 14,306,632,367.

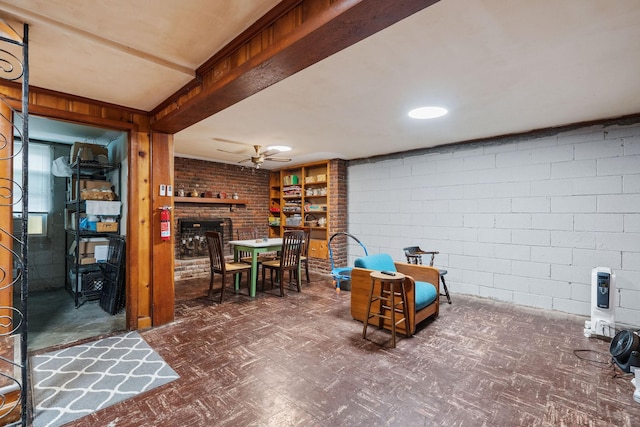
261,230,305,296
206,231,251,303
285,226,310,283
235,228,256,263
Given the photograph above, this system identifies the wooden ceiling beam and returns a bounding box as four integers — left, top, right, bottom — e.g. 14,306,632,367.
150,0,440,134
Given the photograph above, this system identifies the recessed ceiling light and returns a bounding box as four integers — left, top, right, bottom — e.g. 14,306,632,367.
408,106,448,119
267,145,291,152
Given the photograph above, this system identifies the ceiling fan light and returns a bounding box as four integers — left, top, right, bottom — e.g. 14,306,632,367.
267,145,291,152
408,106,448,119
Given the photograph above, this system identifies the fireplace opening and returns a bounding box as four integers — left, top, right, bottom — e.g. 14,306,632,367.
178,218,232,259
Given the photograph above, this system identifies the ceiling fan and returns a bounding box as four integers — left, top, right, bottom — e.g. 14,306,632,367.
214,138,292,168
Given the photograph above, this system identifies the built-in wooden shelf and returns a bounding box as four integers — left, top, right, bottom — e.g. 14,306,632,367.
174,197,247,205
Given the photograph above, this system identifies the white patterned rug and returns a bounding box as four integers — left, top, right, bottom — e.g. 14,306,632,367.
31,331,179,427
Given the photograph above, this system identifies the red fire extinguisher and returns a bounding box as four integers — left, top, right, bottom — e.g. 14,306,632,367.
160,207,171,241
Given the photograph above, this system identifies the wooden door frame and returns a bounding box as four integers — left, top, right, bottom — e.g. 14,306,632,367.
0,82,176,330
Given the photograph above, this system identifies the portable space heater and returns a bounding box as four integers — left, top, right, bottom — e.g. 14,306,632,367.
584,267,616,338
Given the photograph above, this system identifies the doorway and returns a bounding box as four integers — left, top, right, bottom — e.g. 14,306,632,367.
15,115,128,351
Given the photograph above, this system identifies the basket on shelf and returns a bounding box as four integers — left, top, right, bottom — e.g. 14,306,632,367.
305,214,318,227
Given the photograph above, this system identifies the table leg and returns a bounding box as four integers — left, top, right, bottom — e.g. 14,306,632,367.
249,251,258,297
234,249,240,292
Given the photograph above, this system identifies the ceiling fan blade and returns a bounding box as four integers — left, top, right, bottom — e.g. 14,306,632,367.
217,148,246,155
213,137,252,147
265,157,291,162
260,149,280,156
238,158,252,163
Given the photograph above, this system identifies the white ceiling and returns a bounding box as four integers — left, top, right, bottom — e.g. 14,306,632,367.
3,0,640,168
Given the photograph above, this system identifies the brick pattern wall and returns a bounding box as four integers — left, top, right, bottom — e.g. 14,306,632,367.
174,158,269,280
290,159,348,275
319,159,348,275
348,122,640,327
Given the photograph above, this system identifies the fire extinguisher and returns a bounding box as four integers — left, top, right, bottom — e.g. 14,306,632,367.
160,206,171,241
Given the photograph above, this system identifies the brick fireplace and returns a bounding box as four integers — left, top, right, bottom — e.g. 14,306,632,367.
177,218,232,259
173,157,348,281
173,157,270,281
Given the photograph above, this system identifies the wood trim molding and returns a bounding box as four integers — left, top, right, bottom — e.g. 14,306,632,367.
150,0,440,134
174,197,248,205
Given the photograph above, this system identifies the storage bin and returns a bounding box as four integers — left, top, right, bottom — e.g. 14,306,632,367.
96,222,118,232
285,215,302,226
85,201,121,216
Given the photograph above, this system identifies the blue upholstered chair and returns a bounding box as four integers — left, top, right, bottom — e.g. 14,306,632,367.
350,253,439,335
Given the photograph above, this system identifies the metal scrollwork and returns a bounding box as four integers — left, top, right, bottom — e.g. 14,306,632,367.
0,21,28,426
0,49,24,81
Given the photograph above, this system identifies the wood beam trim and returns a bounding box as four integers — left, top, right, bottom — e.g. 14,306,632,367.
1,80,148,115
196,0,303,77
151,0,440,134
150,0,303,117
150,132,175,326
2,82,149,132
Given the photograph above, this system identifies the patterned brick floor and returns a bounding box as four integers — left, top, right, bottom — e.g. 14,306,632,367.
61,274,640,426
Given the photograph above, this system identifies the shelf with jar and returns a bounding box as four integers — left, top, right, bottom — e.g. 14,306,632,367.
268,172,282,237
269,161,330,259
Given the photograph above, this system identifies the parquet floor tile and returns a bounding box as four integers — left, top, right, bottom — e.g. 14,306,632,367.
62,274,640,426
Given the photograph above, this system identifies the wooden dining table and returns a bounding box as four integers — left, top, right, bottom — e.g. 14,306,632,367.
228,238,283,297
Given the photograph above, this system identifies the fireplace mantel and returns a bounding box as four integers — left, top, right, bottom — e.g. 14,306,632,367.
174,197,248,205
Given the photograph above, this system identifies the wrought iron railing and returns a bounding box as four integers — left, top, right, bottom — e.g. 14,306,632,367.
0,21,29,427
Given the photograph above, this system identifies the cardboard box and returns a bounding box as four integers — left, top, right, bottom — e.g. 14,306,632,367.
80,221,116,232
64,209,86,230
96,222,118,232
94,245,109,262
70,142,109,164
68,237,109,260
68,178,113,201
80,188,116,201
79,237,109,258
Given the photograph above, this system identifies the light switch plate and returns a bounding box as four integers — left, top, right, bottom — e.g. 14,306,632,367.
159,184,166,196
167,185,173,196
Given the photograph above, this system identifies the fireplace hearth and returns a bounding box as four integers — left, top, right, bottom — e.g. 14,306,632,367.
178,218,232,259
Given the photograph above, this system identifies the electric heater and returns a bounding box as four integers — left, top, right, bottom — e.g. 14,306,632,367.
584,267,616,338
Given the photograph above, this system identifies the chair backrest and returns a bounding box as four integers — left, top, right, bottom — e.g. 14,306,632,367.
235,228,256,259
403,246,420,256
205,231,225,273
403,246,422,264
280,230,305,268
286,226,310,257
236,228,256,240
403,246,437,266
354,253,396,271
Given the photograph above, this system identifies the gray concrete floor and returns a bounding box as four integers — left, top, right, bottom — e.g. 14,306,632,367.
19,288,125,352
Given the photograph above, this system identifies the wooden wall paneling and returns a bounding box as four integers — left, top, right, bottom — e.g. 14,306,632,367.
150,132,175,325
0,82,172,331
69,100,102,117
150,0,440,134
127,130,153,330
0,101,14,334
31,91,68,111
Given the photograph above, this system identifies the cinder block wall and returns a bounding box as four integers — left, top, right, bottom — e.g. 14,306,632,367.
348,121,640,327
